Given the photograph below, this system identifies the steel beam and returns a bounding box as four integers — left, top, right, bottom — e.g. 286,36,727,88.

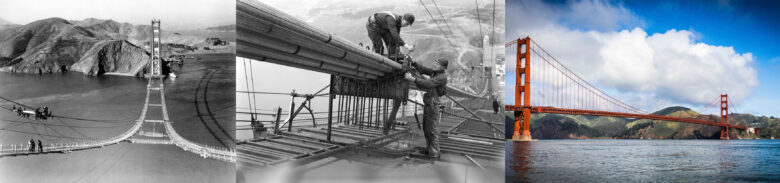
237,0,401,74
238,30,386,76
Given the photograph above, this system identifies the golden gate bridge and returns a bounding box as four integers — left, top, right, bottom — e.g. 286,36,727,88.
506,37,753,141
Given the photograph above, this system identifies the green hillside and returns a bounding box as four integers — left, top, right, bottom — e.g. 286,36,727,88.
507,106,780,139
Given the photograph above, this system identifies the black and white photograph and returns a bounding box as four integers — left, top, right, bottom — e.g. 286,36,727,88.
236,0,506,182
0,0,236,182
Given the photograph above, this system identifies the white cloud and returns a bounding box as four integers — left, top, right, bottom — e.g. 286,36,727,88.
506,0,758,111
564,0,646,31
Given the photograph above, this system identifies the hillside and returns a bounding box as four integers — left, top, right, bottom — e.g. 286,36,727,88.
0,17,151,76
0,17,13,25
507,106,780,139
0,17,234,76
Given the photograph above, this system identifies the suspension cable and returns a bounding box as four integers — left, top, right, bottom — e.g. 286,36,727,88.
419,0,456,48
431,0,455,37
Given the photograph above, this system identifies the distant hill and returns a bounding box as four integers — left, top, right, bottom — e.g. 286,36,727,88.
508,106,780,139
205,24,235,32
0,17,234,76
0,17,13,25
0,17,150,76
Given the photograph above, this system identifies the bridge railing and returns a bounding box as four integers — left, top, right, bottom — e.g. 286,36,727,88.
163,121,236,162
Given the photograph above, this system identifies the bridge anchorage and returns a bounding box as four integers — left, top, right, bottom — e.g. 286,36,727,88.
236,0,505,167
506,36,750,141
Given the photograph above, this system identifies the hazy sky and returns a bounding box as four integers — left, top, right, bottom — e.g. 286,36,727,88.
0,0,235,29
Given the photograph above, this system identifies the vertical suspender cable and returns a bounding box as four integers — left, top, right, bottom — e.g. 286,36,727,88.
242,58,255,121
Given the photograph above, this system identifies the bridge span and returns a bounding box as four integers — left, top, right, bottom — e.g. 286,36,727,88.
505,37,749,140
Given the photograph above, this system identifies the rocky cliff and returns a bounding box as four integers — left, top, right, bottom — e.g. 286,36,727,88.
0,17,151,76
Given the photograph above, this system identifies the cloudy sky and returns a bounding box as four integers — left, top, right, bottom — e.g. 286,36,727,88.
0,0,235,29
505,0,780,117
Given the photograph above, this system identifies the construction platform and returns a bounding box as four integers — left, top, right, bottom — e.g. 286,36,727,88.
237,124,409,168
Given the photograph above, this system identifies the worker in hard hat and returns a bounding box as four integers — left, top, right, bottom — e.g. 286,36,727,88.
366,12,415,57
404,58,448,158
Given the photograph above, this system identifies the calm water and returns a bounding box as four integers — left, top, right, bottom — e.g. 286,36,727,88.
0,54,235,182
0,53,234,146
506,140,780,182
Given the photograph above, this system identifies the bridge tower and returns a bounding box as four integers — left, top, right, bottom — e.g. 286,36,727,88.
512,37,532,141
149,18,163,78
130,18,172,144
720,94,729,140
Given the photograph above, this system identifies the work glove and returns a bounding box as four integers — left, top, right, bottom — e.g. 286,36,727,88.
404,72,416,82
404,44,415,52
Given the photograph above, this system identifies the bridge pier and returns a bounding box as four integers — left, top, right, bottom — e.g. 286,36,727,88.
510,37,533,141
720,94,730,140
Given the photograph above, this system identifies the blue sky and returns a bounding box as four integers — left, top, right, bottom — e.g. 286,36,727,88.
624,0,780,117
506,0,780,117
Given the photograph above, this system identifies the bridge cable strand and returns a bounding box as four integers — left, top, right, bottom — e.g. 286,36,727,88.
472,0,485,66
0,106,96,142
728,97,740,115
532,40,632,113
695,97,721,115
528,47,625,112
529,39,648,114
419,0,457,48
0,96,35,109
530,43,620,112
431,0,456,38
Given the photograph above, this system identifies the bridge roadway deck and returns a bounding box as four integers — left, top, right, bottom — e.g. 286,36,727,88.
236,125,409,168
236,96,505,169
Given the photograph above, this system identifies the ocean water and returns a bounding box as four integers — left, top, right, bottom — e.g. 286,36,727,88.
506,140,780,182
0,54,235,182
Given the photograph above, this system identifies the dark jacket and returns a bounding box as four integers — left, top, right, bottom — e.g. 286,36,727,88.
373,12,406,46
413,63,448,105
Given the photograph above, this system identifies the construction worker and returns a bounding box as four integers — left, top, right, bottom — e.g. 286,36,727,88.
37,140,43,152
404,58,448,158
493,97,500,114
29,139,35,152
366,12,415,57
